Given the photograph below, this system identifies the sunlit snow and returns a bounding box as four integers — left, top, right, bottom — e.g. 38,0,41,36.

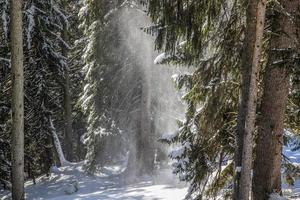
0,163,188,200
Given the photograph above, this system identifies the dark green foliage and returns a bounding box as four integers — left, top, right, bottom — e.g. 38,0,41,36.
23,0,70,176
206,161,234,198
79,0,141,173
147,0,244,198
0,0,78,185
0,0,12,188
286,52,300,136
147,0,237,64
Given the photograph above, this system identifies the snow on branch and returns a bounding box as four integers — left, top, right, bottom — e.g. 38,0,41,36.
154,53,171,65
26,4,35,49
1,0,9,40
0,57,10,63
49,117,70,166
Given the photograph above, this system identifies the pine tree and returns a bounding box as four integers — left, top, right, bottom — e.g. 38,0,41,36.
234,0,267,199
61,0,74,162
23,0,70,171
78,0,159,175
147,0,245,198
10,0,24,199
253,0,300,199
0,0,73,187
68,0,87,162
79,0,134,173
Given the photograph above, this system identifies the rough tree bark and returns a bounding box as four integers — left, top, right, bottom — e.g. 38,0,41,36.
234,0,267,199
253,0,300,199
61,0,74,161
10,0,25,199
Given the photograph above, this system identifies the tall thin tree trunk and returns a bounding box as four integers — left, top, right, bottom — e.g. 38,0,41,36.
137,76,155,175
253,1,299,199
63,53,73,161
61,1,73,161
234,0,267,199
10,0,24,199
50,117,68,167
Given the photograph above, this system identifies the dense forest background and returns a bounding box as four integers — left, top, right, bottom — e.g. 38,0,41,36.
1,0,300,200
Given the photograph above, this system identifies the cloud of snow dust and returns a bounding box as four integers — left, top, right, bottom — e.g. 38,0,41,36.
116,5,186,180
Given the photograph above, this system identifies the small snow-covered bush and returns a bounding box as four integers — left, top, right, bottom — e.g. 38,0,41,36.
64,180,79,195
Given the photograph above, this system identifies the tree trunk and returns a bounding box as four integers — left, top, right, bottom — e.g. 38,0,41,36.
50,117,68,167
137,78,155,175
63,55,73,161
253,1,299,199
61,1,73,161
10,0,24,199
234,0,267,199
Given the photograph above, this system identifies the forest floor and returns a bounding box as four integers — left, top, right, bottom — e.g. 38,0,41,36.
0,162,188,200
1,134,300,200
281,134,300,199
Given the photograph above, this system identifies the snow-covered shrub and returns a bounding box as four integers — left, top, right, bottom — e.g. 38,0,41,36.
64,180,79,195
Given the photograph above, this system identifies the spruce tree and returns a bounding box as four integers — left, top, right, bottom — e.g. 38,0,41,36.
79,0,132,173
253,0,300,198
0,0,11,189
79,0,158,175
23,0,70,170
10,0,24,199
0,0,73,187
234,0,267,199
147,0,245,198
61,0,74,161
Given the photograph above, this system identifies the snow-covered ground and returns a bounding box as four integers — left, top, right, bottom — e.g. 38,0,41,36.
282,133,300,199
2,133,300,200
0,163,187,200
